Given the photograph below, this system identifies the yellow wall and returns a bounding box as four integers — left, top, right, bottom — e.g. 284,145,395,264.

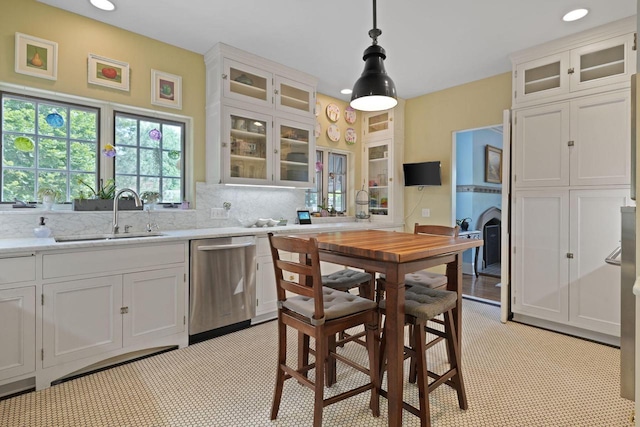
0,0,206,185
404,72,512,230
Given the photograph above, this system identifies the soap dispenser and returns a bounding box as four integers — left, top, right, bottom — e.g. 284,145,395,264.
34,216,51,238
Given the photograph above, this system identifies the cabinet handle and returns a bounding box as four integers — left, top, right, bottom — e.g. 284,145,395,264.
567,68,575,74
568,140,575,147
222,73,228,79
274,149,278,154
274,89,279,95
120,306,129,314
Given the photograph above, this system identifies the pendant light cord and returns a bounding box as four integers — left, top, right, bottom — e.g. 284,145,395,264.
368,0,381,45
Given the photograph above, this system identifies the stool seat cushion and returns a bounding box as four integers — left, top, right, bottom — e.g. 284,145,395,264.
322,269,372,291
379,270,447,289
379,287,457,321
283,286,377,323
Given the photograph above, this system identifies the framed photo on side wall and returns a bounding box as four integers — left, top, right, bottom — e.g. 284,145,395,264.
88,54,130,91
485,145,502,183
15,32,58,80
151,69,182,110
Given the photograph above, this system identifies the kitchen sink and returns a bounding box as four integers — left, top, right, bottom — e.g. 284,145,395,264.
55,232,164,243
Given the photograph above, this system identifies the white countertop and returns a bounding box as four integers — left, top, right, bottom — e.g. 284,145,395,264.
0,221,402,255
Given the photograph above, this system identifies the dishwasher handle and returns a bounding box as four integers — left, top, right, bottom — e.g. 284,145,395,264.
197,242,254,251
604,246,622,266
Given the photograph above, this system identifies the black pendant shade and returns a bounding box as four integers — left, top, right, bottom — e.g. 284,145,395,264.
350,0,397,112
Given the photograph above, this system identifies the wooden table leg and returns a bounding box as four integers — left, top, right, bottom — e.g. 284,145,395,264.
384,270,405,426
446,253,463,349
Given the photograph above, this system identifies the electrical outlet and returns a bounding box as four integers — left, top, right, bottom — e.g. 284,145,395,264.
421,208,430,218
210,208,229,219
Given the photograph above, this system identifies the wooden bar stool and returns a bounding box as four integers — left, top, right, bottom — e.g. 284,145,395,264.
268,233,380,427
379,286,467,427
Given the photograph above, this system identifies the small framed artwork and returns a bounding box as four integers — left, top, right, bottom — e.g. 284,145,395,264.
88,54,130,91
485,145,503,183
15,32,58,80
151,69,182,110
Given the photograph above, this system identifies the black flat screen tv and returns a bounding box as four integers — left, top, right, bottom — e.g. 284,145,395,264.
402,161,442,187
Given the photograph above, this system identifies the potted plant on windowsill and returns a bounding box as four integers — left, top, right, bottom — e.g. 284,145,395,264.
72,178,142,211
140,191,161,210
37,187,61,211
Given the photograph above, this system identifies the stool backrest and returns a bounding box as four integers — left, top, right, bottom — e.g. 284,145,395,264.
268,232,325,320
414,223,460,237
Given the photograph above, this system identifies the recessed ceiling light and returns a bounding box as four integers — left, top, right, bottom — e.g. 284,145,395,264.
563,8,589,22
340,88,353,95
90,0,116,11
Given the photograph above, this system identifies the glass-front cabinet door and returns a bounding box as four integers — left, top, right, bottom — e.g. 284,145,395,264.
366,139,392,218
223,107,272,185
275,118,313,187
275,76,315,116
363,110,393,140
223,58,273,109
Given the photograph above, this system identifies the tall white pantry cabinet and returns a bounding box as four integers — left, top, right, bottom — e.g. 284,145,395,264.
510,16,636,343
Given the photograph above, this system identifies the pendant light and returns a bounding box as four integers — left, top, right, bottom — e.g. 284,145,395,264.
350,0,397,112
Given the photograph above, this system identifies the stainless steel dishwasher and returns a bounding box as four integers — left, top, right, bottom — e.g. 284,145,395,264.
189,236,256,344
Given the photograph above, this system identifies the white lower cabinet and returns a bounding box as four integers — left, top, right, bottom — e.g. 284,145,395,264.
0,286,36,381
256,254,278,317
43,267,185,368
513,188,631,337
123,267,185,347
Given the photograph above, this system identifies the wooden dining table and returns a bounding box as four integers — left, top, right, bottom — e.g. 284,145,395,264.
312,229,483,426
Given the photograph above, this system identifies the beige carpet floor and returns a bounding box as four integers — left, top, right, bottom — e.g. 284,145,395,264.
0,300,634,426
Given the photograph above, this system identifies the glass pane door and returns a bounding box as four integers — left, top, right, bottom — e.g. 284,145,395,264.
229,113,268,180
275,76,314,115
224,59,272,107
367,143,389,216
278,121,310,184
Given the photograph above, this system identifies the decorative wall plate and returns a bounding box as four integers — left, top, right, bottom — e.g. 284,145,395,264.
315,101,322,117
327,123,340,142
344,106,357,124
345,127,357,145
315,121,321,138
326,103,340,122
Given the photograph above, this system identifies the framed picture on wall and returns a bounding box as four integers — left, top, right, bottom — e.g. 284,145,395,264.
88,54,130,91
485,145,502,183
151,69,182,110
15,32,58,80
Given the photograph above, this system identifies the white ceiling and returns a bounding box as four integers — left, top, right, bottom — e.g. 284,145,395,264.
38,0,636,101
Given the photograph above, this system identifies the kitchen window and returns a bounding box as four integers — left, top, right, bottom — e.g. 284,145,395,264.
306,149,348,213
1,92,99,203
114,112,185,203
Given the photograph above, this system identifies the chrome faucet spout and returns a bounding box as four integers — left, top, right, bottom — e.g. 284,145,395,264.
112,188,142,234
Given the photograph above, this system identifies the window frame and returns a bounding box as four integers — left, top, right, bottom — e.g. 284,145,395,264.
306,147,350,213
113,111,186,204
0,82,193,206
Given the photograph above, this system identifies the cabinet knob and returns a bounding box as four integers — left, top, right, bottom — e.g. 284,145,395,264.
222,74,228,79
567,68,575,75
274,89,279,95
120,306,129,314
274,149,278,154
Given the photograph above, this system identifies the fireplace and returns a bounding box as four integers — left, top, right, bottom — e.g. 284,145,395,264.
476,206,501,276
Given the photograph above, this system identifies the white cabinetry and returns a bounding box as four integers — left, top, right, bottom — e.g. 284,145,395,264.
510,17,634,343
512,19,635,107
0,286,36,382
0,254,36,385
362,101,405,223
514,90,630,188
38,243,187,388
205,43,317,186
513,189,630,336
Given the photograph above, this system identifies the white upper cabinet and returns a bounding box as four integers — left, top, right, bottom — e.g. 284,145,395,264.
514,90,630,189
274,76,315,116
363,110,394,141
223,58,273,109
512,18,635,107
205,43,317,186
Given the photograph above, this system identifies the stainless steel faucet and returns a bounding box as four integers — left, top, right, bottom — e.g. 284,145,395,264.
112,188,142,234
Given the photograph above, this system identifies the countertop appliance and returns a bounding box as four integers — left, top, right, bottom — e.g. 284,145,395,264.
189,236,256,344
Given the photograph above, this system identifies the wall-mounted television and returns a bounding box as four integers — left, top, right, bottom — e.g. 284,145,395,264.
402,161,442,187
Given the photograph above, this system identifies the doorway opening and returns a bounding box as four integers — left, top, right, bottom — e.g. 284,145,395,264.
452,125,503,305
